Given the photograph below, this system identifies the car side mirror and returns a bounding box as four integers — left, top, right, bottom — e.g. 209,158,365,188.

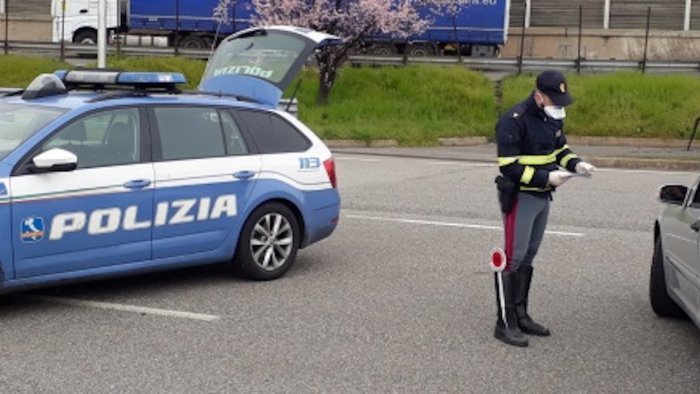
30,148,78,173
659,184,688,205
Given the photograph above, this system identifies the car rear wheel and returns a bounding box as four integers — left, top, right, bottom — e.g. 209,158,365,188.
650,238,686,318
233,202,300,281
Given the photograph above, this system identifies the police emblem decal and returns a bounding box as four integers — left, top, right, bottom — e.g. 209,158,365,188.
21,217,45,243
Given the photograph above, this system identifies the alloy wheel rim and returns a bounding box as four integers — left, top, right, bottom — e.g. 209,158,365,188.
250,213,293,271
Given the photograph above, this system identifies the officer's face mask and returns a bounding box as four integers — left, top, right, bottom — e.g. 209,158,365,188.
536,92,567,120
543,105,566,120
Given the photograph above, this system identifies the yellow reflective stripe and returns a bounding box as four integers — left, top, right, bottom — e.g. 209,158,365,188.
521,166,535,184
520,186,552,192
553,144,570,156
498,157,518,166
519,154,557,165
561,153,578,167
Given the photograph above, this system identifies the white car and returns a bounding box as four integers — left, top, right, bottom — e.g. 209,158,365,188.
651,178,700,327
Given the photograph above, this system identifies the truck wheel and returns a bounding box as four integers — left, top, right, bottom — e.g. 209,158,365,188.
650,238,686,318
408,44,434,57
232,202,300,281
369,43,397,56
73,29,97,45
179,35,208,49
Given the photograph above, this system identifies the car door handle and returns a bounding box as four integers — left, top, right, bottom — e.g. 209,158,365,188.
123,179,152,190
691,220,700,232
80,9,88,14
233,171,256,180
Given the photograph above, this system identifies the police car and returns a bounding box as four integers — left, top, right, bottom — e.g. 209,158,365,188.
0,26,341,292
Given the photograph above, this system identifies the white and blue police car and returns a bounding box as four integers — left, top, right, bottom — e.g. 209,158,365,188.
0,26,341,291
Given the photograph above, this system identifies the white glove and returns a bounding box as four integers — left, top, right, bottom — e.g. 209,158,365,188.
575,161,596,177
548,170,573,187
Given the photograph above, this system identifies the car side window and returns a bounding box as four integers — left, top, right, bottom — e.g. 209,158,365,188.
42,108,140,169
692,184,700,208
155,107,226,161
235,110,310,154
219,110,249,156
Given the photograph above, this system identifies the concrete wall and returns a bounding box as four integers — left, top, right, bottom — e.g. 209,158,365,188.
0,16,52,42
503,27,700,61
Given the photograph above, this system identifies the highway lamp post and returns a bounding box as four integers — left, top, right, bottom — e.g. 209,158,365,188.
98,0,107,68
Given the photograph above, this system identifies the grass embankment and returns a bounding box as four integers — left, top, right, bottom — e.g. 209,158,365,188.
290,66,497,145
0,55,72,87
2,54,700,143
502,73,700,139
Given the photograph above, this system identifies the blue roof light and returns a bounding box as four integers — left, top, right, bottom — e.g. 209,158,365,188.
118,72,187,85
52,70,187,91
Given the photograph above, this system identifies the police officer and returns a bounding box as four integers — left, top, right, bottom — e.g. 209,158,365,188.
493,70,595,347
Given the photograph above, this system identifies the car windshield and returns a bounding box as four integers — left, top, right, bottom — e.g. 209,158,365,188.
0,103,66,160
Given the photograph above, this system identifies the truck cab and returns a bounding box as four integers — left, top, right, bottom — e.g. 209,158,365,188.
51,0,124,44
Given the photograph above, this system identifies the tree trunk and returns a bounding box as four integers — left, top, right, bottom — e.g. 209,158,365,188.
317,50,338,105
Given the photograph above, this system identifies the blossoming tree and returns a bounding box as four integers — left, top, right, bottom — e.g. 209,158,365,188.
215,0,466,103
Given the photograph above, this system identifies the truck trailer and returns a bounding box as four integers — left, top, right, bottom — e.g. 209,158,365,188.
52,0,510,56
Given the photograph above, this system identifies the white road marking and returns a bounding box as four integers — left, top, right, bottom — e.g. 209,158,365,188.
426,161,493,167
344,214,585,237
29,296,221,322
334,157,382,162
596,168,697,176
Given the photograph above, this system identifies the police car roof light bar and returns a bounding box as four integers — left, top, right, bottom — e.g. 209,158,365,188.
52,70,188,93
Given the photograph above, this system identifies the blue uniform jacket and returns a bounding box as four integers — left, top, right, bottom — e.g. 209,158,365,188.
495,93,582,196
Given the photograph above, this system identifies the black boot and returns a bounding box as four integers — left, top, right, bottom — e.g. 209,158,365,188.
515,266,551,336
494,271,528,347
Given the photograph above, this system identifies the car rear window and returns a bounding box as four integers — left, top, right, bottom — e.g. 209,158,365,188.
235,110,310,154
0,103,66,160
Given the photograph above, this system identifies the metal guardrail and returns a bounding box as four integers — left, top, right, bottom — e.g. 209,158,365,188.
5,41,700,73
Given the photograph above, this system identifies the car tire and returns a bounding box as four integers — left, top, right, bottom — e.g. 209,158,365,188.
232,202,300,281
650,237,686,318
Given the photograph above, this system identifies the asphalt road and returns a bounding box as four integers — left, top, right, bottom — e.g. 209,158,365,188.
1,153,699,393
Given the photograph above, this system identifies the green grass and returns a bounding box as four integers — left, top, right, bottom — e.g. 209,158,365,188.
0,55,72,88
501,72,700,139
3,54,700,143
288,65,497,145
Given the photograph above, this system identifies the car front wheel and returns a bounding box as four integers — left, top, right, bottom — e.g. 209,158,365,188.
650,237,686,318
233,202,300,281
